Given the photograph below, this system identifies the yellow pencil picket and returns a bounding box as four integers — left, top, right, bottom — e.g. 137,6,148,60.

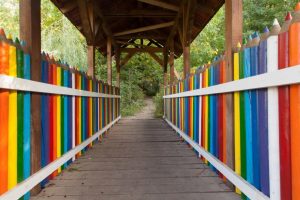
56,67,61,173
8,39,17,189
233,45,241,194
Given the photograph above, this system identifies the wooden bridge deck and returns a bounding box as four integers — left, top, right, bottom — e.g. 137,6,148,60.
33,118,239,200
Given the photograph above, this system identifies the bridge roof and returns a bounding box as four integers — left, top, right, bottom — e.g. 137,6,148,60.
51,0,224,57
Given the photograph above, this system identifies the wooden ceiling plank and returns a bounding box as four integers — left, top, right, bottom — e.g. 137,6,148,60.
114,21,174,37
60,1,77,13
137,0,179,12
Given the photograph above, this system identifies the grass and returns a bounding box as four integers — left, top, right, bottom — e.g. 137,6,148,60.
121,99,145,117
153,89,164,118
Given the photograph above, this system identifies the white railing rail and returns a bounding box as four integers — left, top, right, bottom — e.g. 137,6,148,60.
0,116,121,200
163,64,300,99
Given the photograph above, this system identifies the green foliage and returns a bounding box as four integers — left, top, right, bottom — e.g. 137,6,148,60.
0,0,19,38
153,88,164,118
93,51,161,116
243,0,298,36
41,0,88,69
94,52,163,116
175,7,225,73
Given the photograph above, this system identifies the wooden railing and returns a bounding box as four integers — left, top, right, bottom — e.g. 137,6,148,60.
0,30,121,199
163,11,300,200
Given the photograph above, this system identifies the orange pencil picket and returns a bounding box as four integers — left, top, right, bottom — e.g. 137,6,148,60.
0,29,9,194
289,3,300,200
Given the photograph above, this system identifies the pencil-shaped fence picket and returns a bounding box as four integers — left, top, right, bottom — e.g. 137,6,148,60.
164,3,300,200
0,28,121,200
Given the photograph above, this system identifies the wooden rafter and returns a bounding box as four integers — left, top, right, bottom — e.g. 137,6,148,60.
121,47,163,53
121,52,136,66
77,0,93,44
149,39,163,48
183,0,197,46
165,1,185,48
116,40,149,48
51,0,225,56
148,52,163,66
197,4,214,15
60,1,77,13
104,10,176,18
93,3,117,47
137,0,179,12
147,41,153,46
115,35,166,40
114,21,174,36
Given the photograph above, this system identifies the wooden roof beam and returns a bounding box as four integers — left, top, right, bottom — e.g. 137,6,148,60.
149,39,163,48
104,10,176,18
93,3,117,47
148,52,163,66
137,0,179,12
115,35,166,40
77,0,94,44
197,4,214,15
121,47,163,53
60,0,77,13
114,21,174,37
121,52,136,66
165,1,185,49
182,0,197,47
117,40,149,48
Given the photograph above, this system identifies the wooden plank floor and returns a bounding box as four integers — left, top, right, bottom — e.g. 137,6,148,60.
33,118,240,200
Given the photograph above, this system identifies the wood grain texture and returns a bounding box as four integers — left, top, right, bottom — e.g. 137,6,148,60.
32,119,239,200
224,0,243,182
19,0,42,194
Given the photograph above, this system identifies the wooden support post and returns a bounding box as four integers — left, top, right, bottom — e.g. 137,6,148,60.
183,46,190,78
225,0,243,179
19,0,41,195
163,48,168,86
182,0,195,78
87,45,95,78
107,37,112,85
115,47,121,88
169,39,175,84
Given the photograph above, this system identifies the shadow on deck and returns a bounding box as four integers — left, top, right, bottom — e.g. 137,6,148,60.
32,118,239,200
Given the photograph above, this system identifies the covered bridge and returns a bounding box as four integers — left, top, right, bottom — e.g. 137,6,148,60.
1,0,298,200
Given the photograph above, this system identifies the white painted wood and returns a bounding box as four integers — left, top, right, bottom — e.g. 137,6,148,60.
163,64,300,99
164,118,269,200
0,75,120,98
267,26,281,200
71,73,75,161
198,74,202,149
0,116,121,200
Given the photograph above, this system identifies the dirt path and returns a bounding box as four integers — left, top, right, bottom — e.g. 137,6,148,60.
124,97,155,119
